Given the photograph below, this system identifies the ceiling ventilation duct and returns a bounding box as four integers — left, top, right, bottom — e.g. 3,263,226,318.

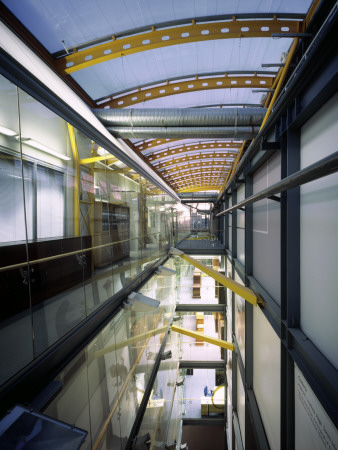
93,107,265,140
93,107,266,127
104,126,260,139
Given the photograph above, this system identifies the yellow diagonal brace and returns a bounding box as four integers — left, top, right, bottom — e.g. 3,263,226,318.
171,325,235,351
92,325,168,359
179,252,258,306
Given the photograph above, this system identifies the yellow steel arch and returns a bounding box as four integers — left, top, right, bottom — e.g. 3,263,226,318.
160,163,231,178
178,185,221,193
135,138,242,151
56,17,303,74
147,142,241,162
169,176,226,187
167,171,227,185
154,152,235,170
98,74,274,108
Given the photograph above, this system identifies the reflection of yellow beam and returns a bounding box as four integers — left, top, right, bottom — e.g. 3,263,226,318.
92,325,168,358
92,307,165,450
57,17,302,74
177,252,259,306
67,124,80,236
171,325,234,351
79,155,118,164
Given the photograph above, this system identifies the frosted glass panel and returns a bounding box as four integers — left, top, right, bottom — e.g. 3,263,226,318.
300,94,338,370
237,363,245,449
237,185,245,265
253,306,280,450
0,158,27,243
37,166,64,238
253,152,281,304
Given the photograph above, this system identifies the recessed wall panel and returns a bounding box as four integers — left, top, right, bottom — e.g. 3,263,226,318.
300,94,338,370
253,306,280,450
253,152,281,304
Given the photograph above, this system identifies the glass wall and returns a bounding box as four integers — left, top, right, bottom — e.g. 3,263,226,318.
43,258,179,449
0,74,178,386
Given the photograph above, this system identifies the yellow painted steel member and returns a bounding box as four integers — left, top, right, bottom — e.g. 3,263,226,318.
56,18,302,74
170,325,235,351
97,75,274,108
67,124,80,236
171,248,259,306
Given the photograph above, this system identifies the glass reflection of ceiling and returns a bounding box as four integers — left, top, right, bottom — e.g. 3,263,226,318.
3,0,312,54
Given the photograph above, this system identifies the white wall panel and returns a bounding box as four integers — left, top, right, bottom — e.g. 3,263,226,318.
253,152,281,303
300,93,338,370
237,362,246,449
253,306,280,450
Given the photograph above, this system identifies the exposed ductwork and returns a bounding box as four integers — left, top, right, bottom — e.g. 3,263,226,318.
105,126,260,139
93,107,267,127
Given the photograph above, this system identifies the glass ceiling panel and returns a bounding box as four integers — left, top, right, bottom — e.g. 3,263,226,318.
3,0,311,53
72,38,292,99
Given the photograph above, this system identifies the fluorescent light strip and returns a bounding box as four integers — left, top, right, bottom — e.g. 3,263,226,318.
0,125,17,136
21,138,71,160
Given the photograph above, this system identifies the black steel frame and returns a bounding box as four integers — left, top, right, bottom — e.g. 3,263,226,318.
220,4,338,449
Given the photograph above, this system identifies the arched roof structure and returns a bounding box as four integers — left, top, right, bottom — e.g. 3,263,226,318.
1,0,319,195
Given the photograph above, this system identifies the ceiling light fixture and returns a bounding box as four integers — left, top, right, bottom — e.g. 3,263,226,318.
21,138,71,160
0,125,17,136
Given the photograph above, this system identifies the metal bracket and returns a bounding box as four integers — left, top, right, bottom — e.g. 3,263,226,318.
257,295,265,308
260,140,280,151
162,350,172,360
268,195,281,202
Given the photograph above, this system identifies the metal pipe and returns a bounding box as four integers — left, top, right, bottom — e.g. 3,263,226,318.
94,107,266,127
107,126,260,139
216,150,338,216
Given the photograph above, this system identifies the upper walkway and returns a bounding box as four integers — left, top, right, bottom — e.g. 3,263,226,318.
177,233,225,255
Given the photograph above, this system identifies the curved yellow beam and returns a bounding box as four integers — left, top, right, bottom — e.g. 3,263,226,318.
148,146,240,162
161,163,231,178
56,17,302,74
169,172,226,182
98,74,274,108
178,186,221,193
136,138,243,151
154,152,235,169
167,172,227,184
